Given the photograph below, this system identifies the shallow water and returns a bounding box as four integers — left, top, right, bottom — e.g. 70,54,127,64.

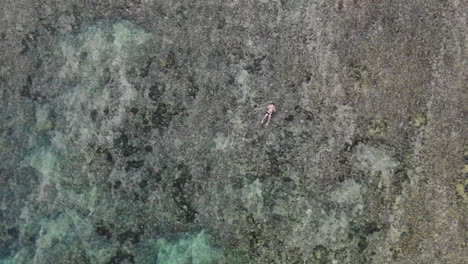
1,2,466,263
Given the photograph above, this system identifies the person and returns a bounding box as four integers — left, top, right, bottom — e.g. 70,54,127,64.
261,103,276,126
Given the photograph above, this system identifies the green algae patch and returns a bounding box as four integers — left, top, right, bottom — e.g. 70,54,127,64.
313,245,328,260
368,117,388,136
305,245,329,264
349,64,372,92
455,178,467,202
462,164,468,175
413,113,427,128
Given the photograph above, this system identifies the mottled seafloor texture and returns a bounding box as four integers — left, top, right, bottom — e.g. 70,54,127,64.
0,0,466,263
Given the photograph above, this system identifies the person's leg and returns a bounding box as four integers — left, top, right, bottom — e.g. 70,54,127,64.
261,114,267,124
266,115,271,126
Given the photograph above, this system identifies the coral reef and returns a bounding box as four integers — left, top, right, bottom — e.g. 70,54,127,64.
0,0,466,263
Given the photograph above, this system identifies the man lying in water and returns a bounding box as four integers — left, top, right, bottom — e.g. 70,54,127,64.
261,103,276,126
